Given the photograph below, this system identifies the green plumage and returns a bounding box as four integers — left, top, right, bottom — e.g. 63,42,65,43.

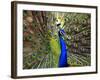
23,10,91,69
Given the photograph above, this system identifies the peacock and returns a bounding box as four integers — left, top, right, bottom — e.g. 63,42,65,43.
23,10,91,69
55,19,69,67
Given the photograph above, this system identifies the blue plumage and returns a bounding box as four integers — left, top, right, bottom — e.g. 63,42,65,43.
58,29,68,67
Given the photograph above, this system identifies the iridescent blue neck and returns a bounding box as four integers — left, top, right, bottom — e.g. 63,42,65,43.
58,30,68,67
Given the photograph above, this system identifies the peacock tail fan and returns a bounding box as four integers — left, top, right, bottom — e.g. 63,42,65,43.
23,10,91,69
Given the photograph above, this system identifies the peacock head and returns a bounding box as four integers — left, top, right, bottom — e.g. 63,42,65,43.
56,19,65,36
